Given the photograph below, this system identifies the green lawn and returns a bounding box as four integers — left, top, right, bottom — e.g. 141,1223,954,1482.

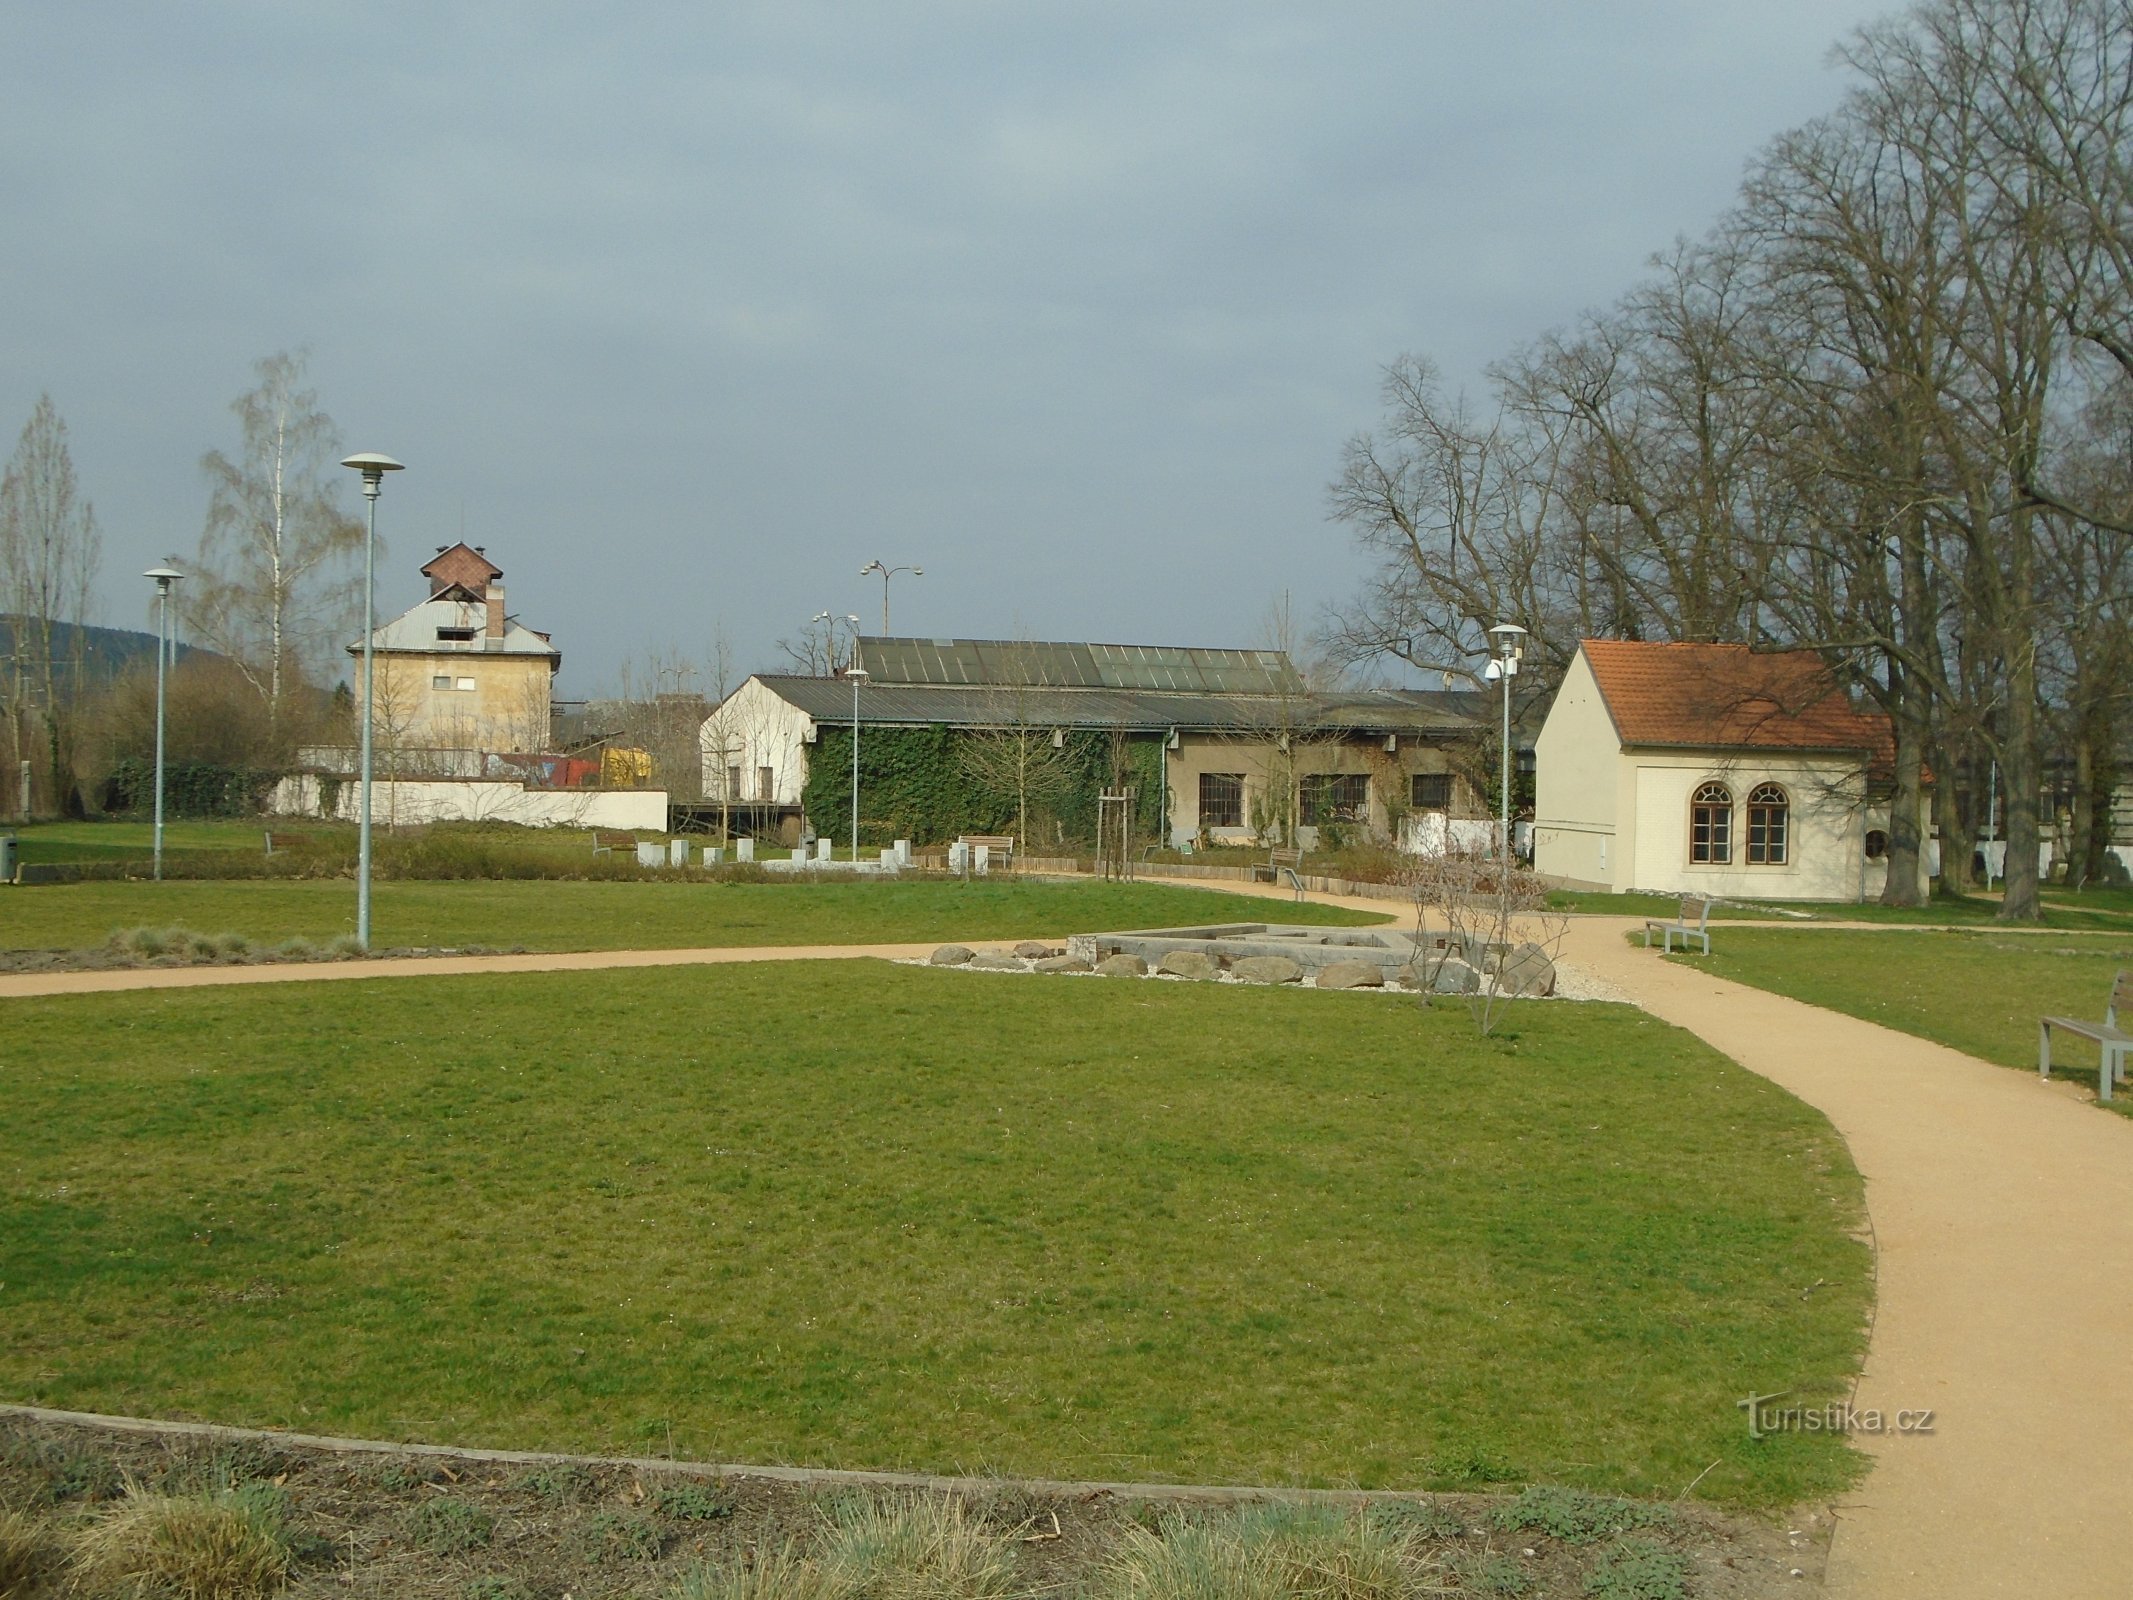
0,877,1386,954
1552,886,2133,931
1679,927,2133,1109
6,819,281,865
0,963,1868,1507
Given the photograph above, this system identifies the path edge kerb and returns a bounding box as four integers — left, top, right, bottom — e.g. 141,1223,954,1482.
0,1401,1438,1506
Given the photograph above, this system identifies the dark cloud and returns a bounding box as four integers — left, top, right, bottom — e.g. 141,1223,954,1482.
1,1,1880,692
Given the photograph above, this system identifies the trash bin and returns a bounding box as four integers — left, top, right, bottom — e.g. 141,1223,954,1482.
0,834,15,883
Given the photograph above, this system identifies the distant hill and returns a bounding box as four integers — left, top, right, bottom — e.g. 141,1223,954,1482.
0,615,214,682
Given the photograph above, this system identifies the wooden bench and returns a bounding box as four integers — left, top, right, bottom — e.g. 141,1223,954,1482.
591,830,636,856
956,834,1015,872
1644,896,1714,955
2040,970,2133,1103
262,831,310,857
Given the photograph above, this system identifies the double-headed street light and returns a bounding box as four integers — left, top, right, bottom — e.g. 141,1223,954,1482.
143,566,184,880
859,560,921,635
1484,623,1527,865
341,451,405,951
846,667,869,861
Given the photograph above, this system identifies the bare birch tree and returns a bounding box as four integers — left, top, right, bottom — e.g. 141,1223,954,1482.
0,395,103,815
183,351,364,736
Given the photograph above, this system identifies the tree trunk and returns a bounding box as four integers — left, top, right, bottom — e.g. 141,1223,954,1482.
2069,730,2096,891
1881,704,1927,906
1997,650,2043,922
1935,743,1976,894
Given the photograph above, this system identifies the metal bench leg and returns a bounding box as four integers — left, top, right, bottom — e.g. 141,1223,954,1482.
2106,1044,2126,1104
2040,1022,2053,1082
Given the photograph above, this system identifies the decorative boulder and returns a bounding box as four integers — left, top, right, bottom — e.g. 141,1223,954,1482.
929,945,974,966
967,951,1025,971
1013,940,1055,960
1429,956,1483,995
1034,954,1093,974
1495,942,1557,997
1095,953,1148,978
1157,950,1220,980
1231,955,1304,986
1316,960,1385,990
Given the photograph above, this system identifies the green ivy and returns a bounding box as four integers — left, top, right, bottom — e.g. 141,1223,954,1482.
100,757,283,819
802,724,1166,848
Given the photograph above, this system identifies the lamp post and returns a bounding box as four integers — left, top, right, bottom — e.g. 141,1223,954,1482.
846,668,869,861
858,560,922,635
143,567,184,880
1485,623,1527,864
340,452,405,951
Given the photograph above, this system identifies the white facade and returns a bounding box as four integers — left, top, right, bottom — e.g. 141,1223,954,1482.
698,676,817,804
271,774,667,830
1534,646,1923,902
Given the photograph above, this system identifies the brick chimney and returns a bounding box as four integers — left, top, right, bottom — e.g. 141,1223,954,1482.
486,583,506,639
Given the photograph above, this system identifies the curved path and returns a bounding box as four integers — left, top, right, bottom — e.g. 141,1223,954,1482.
8,883,2133,1595
1557,916,2133,1600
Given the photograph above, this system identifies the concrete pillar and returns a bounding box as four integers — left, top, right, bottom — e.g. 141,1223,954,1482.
668,838,689,867
736,837,755,862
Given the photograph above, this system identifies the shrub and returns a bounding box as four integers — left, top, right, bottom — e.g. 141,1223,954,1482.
814,1494,1020,1600
69,1486,292,1600
650,1477,736,1522
513,1464,594,1503
1364,1498,1465,1541
0,1508,59,1600
405,1496,496,1556
1095,1502,1416,1600
1446,1548,1530,1597
0,1432,121,1504
575,1510,664,1565
674,1542,840,1600
1489,1487,1672,1546
1582,1539,1688,1600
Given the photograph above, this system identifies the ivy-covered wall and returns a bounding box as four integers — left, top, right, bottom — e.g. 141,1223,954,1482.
803,724,1167,848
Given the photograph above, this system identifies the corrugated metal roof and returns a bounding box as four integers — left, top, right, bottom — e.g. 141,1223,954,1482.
749,674,1480,735
854,636,1304,695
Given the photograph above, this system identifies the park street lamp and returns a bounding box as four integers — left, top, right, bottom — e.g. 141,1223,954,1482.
859,560,921,635
1484,623,1527,865
143,567,184,880
846,667,869,861
340,452,405,950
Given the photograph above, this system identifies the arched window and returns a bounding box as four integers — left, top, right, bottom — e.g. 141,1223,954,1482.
1746,783,1789,865
1690,782,1733,864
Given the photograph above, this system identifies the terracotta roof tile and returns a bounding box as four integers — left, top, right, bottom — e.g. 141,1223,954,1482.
1581,639,1892,760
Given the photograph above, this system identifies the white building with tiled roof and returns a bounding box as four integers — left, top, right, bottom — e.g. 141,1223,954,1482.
1534,638,1927,902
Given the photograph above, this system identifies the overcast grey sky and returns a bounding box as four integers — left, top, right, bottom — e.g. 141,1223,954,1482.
2,1,1893,697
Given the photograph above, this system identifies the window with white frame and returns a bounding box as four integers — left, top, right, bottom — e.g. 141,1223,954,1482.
1746,783,1789,864
1690,782,1733,864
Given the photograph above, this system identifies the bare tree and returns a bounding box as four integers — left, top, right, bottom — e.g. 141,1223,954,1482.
183,351,364,735
0,395,103,815
956,640,1072,849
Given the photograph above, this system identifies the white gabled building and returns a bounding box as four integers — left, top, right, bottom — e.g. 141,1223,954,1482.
1534,638,1928,902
